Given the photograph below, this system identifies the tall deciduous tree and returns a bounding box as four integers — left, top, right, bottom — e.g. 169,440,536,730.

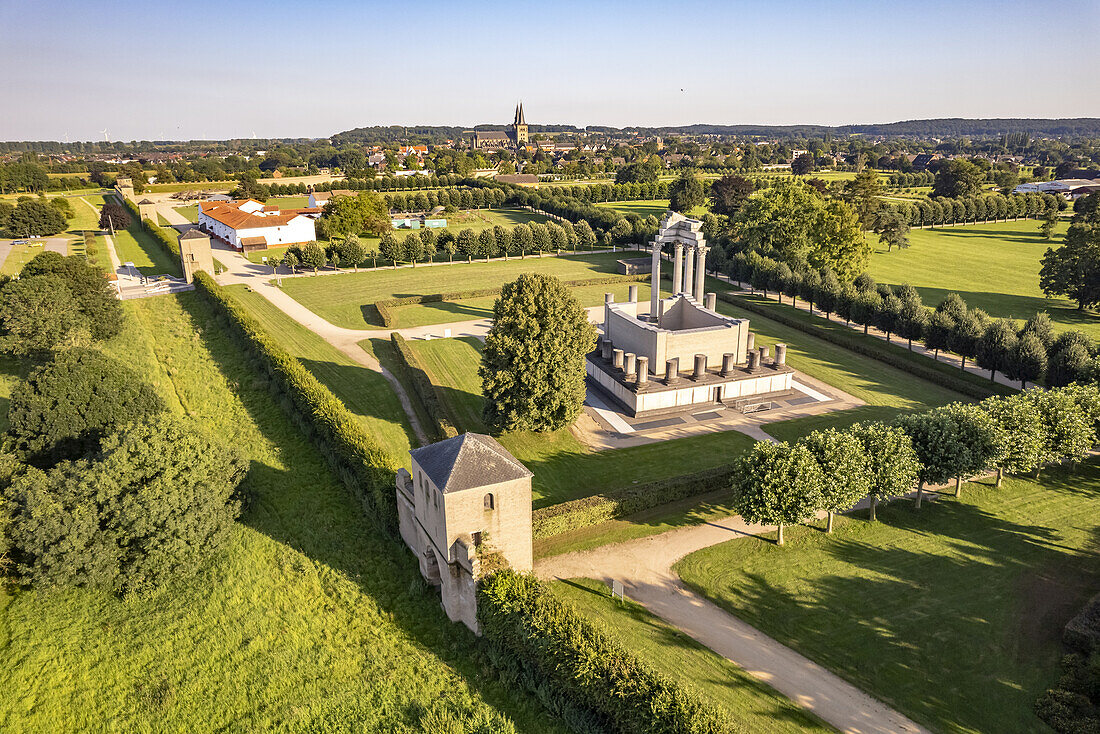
799,429,869,533
1026,389,1094,477
708,174,755,217
730,441,823,546
480,274,596,433
975,319,1018,381
1006,333,1047,388
980,394,1043,486
849,422,920,521
668,171,704,213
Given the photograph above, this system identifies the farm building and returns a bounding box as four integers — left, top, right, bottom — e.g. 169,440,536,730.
198,199,320,252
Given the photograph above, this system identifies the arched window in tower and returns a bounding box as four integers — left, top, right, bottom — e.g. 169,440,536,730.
483,493,495,510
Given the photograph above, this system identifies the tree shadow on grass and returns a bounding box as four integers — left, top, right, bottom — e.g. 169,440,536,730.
178,292,569,732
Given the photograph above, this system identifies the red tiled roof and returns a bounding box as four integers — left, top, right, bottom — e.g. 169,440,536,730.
199,199,309,230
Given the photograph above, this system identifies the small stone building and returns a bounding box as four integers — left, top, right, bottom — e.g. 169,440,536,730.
137,199,158,223
178,228,214,284
396,433,533,633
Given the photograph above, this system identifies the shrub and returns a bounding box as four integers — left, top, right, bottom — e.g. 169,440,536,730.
479,570,735,734
192,273,398,526
2,417,246,593
7,348,165,467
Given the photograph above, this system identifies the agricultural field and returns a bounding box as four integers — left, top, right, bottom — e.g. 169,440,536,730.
281,250,634,329
552,578,833,733
676,463,1100,734
0,292,566,732
865,219,1099,337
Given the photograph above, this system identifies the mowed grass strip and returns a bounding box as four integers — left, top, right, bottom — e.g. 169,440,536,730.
406,336,756,506
223,284,415,464
281,250,634,329
865,219,1100,337
551,578,835,733
0,291,566,732
596,199,708,218
675,464,1100,734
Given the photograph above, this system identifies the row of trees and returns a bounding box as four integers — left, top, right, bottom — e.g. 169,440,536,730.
886,171,936,188
382,186,508,214
732,384,1100,544
0,196,73,237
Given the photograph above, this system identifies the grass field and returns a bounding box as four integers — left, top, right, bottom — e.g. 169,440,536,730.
596,199,707,218
0,292,566,732
0,241,62,276
676,464,1100,734
281,250,635,329
111,221,181,277
173,204,198,223
404,336,756,506
865,219,1100,338
222,285,416,465
551,578,834,733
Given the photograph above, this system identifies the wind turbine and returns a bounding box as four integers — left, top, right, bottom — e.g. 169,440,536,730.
101,128,109,142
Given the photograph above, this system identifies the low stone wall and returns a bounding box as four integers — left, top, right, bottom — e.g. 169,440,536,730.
617,257,652,275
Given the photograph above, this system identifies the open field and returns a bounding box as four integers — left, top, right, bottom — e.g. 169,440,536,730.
386,280,664,329
596,199,707,218
552,578,834,733
111,222,180,277
223,285,415,465
173,204,198,222
281,250,634,329
0,241,63,276
405,336,756,507
0,292,565,732
676,463,1100,734
865,219,1100,337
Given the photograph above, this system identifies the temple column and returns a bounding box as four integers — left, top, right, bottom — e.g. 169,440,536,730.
672,242,684,298
683,244,695,298
650,239,661,318
694,245,707,301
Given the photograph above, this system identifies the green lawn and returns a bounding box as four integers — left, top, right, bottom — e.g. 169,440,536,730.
551,578,835,733
111,223,180,277
865,219,1100,338
596,199,707,218
387,280,662,329
0,291,566,732
711,297,970,440
281,250,636,329
405,336,756,507
266,195,310,209
222,285,416,465
676,464,1100,734
173,204,198,223
0,241,61,276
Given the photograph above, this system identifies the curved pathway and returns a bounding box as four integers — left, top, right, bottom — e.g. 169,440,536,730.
536,511,931,734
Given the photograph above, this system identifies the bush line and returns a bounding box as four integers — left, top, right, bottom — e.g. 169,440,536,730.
532,464,736,539
389,333,460,441
192,273,398,527
479,569,736,734
716,292,1014,400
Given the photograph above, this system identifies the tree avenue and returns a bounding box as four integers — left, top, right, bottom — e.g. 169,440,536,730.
480,273,597,433
730,441,823,545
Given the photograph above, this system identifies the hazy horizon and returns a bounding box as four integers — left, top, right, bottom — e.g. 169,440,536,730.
3,0,1098,142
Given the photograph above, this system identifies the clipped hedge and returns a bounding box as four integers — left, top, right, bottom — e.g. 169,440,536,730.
374,274,650,327
532,464,736,539
716,292,1015,401
479,570,735,734
389,332,459,441
193,273,398,527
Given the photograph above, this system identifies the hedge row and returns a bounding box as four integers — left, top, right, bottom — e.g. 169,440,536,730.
479,570,735,734
389,332,459,442
192,273,398,526
374,274,650,327
716,292,1014,401
532,464,736,539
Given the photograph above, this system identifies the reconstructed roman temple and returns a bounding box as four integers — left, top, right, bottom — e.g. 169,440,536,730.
587,212,794,417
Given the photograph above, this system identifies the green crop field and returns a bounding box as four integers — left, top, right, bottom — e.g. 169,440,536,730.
404,336,756,507
676,463,1100,734
280,250,635,329
0,292,566,732
865,219,1100,338
552,578,834,733
223,285,416,465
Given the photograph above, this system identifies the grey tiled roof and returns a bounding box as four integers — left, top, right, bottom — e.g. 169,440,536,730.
179,227,208,240
410,433,532,494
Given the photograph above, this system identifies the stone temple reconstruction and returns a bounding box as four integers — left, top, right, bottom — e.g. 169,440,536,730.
396,433,533,633
588,212,795,417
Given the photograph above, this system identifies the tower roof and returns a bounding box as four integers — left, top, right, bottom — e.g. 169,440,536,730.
514,102,525,126
410,433,532,493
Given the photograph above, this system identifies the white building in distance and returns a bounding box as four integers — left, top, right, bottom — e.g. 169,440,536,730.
198,199,320,252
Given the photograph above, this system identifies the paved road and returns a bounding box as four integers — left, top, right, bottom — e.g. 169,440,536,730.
537,511,932,734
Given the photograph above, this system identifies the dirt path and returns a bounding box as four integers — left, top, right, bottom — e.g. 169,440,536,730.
536,509,931,734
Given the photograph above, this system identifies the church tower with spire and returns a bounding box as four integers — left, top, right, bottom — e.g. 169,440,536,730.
511,102,529,146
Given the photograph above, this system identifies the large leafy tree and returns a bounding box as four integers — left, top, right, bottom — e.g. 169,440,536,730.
708,174,755,217
8,348,165,467
895,404,1002,504
730,441,823,546
98,202,131,232
1026,389,1094,477
668,170,704,213
980,394,1043,486
321,191,389,238
5,199,66,237
849,422,920,521
799,429,869,533
932,159,985,198
0,276,88,356
1039,195,1100,309
844,169,883,228
975,319,1018,381
2,417,247,593
480,274,597,433
21,252,123,341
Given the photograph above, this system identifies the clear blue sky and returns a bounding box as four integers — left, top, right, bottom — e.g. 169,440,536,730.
2,0,1098,142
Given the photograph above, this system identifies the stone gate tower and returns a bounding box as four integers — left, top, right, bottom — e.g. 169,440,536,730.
396,433,533,633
